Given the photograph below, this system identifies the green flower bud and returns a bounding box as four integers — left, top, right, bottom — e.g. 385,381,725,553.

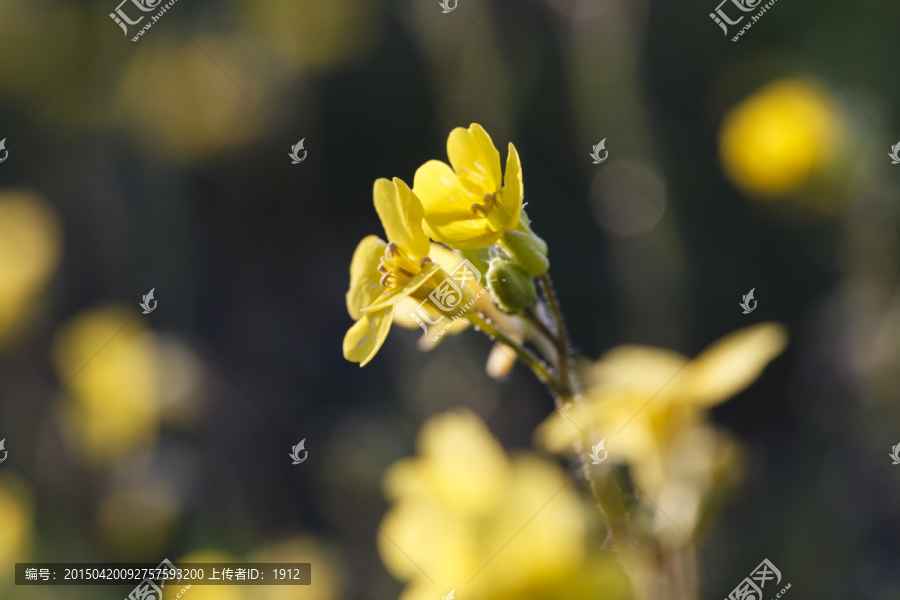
498,230,549,277
515,209,548,255
486,257,537,314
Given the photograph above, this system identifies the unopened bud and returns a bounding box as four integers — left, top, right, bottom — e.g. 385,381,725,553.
499,230,549,277
515,209,548,255
486,257,536,314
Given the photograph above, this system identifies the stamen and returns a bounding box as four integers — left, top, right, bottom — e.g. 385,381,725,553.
380,272,395,287
420,256,433,266
472,204,489,217
377,263,389,274
386,242,400,258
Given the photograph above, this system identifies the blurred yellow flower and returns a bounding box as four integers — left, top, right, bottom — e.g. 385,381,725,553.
248,536,343,600
238,0,382,69
379,409,631,600
719,79,841,198
344,178,474,366
95,484,179,560
53,307,160,465
536,323,787,534
413,124,523,250
0,190,62,346
113,40,266,161
165,550,243,600
0,474,34,580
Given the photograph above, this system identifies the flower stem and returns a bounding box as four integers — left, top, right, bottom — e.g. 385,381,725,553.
539,273,574,396
465,313,565,396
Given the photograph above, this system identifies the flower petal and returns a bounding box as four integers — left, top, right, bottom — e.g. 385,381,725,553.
374,178,430,262
362,260,442,312
499,142,523,228
447,124,501,196
587,345,690,399
414,161,501,249
678,322,788,407
393,297,424,330
346,235,388,320
413,160,478,210
343,306,394,366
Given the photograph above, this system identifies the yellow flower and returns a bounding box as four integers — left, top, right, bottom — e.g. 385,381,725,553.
165,551,243,600
536,323,787,503
53,307,161,465
248,536,343,600
413,124,523,249
0,190,62,345
379,409,631,600
392,243,474,348
344,178,474,366
719,79,841,198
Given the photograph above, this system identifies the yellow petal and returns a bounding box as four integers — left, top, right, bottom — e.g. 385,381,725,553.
393,297,423,330
413,160,500,248
424,212,501,249
373,178,430,262
415,408,512,514
346,235,388,320
678,322,788,407
447,124,501,196
426,243,463,273
361,261,441,312
486,343,517,379
499,142,523,227
343,307,394,366
413,160,477,210
587,345,690,398
534,402,593,453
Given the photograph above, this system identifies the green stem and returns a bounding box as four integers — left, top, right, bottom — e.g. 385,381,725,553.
539,273,574,396
521,306,558,350
472,281,646,598
590,468,651,600
465,313,565,397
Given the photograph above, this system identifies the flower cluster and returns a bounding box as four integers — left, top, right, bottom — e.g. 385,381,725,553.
343,124,548,367
349,125,791,600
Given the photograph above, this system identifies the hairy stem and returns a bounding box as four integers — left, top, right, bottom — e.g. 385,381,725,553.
539,273,574,396
521,306,558,348
465,313,565,397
